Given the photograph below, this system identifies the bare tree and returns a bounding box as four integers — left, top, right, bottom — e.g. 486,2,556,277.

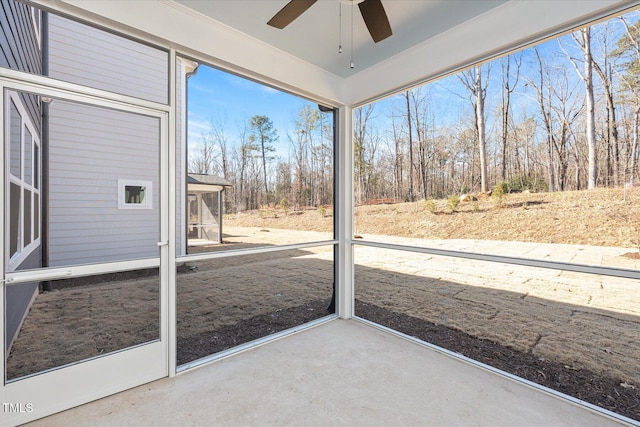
630,105,640,185
404,90,415,201
290,106,321,207
551,70,583,191
206,117,232,211
531,48,556,192
249,115,278,205
389,112,404,201
499,54,522,181
617,15,640,184
354,104,375,204
275,160,293,205
410,88,435,200
317,110,334,207
592,20,620,186
236,121,257,210
563,28,598,189
189,131,215,174
531,47,584,191
458,64,490,192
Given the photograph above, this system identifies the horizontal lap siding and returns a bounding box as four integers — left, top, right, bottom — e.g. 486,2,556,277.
0,1,40,72
0,0,41,138
39,10,173,266
47,100,160,266
47,13,168,104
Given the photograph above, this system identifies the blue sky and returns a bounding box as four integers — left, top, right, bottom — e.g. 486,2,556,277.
187,65,320,158
185,44,558,167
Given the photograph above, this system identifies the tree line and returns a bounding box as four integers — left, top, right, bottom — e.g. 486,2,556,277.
190,105,334,213
354,11,640,204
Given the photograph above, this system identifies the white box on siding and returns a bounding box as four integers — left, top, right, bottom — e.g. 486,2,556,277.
47,100,161,267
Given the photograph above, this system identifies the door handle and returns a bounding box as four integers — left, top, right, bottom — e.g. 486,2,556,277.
157,241,169,247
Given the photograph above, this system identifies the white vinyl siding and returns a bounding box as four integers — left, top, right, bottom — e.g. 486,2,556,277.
47,13,168,104
47,100,160,267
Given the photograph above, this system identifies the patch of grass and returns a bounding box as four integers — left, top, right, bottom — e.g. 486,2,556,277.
446,195,460,213
423,198,437,213
278,197,290,216
493,181,508,206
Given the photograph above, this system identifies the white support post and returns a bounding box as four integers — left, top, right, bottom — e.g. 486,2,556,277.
167,49,178,378
197,194,203,240
336,105,354,319
0,83,6,400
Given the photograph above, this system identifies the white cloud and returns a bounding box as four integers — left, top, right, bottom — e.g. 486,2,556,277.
260,85,279,95
188,118,210,133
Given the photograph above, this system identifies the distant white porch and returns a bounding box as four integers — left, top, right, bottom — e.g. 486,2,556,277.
187,173,232,247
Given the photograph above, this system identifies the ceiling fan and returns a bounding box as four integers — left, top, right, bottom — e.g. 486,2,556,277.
267,0,392,43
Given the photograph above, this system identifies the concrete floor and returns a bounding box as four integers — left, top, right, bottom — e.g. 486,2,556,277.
28,319,628,427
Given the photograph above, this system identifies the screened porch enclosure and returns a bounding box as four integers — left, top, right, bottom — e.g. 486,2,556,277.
2,0,640,425
186,174,231,246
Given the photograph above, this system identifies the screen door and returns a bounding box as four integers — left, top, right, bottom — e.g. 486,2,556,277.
1,85,169,425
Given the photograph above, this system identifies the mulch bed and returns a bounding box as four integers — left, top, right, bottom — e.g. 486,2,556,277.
176,298,639,421
177,299,332,365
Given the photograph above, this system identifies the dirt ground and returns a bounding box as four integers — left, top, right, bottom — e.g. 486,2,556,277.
5,188,640,420
230,187,640,251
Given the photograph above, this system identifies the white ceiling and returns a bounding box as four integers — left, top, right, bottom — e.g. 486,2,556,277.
41,0,636,105
173,1,507,78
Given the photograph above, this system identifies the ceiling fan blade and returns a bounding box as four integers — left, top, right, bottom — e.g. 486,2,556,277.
267,0,317,29
358,0,392,43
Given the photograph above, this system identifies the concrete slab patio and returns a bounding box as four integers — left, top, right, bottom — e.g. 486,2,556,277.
27,319,629,427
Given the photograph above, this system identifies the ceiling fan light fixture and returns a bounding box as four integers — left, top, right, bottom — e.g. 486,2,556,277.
350,1,354,69
338,2,343,54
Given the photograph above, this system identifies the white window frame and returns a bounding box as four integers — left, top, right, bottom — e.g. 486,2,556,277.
30,7,42,48
6,91,41,271
118,179,153,209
